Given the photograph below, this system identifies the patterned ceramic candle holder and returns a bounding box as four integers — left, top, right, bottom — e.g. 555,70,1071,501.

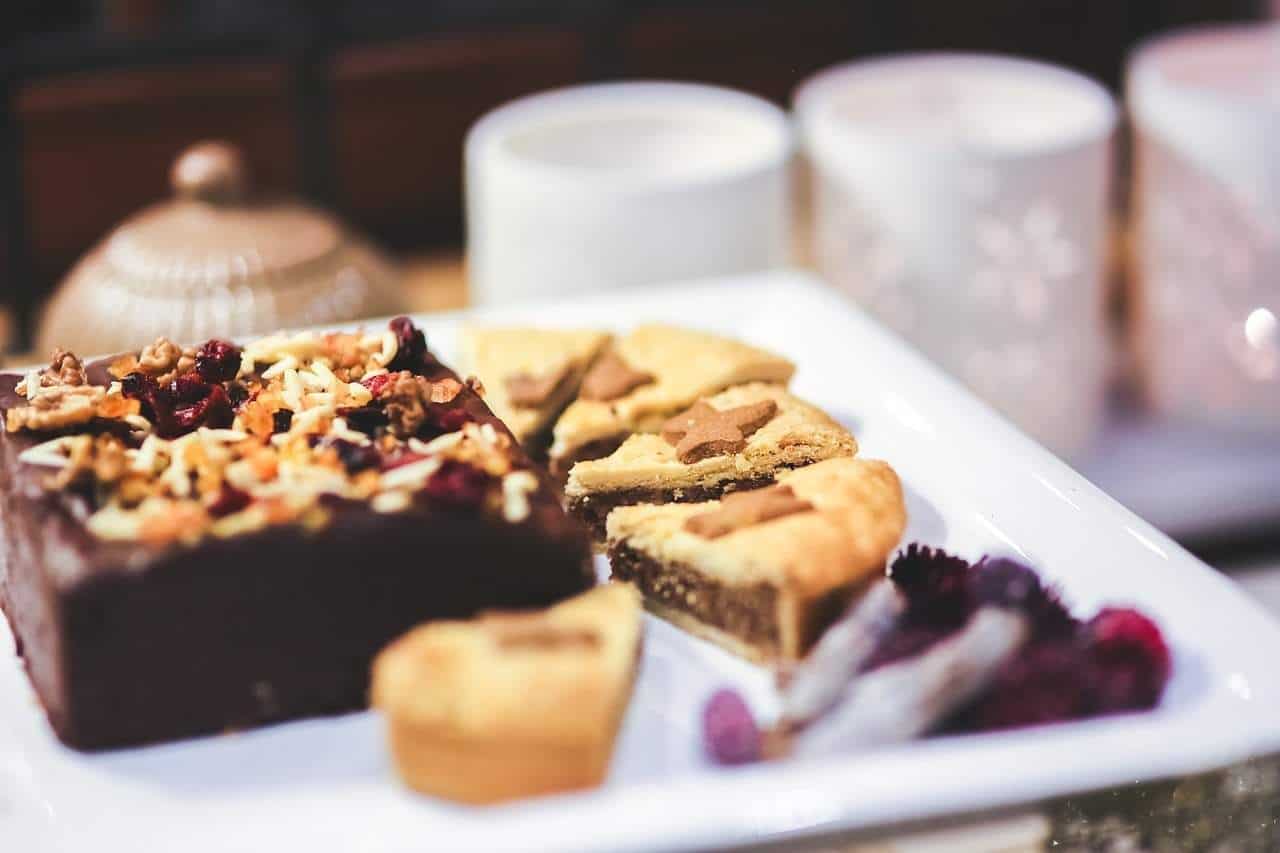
1129,24,1280,432
466,82,793,305
796,55,1117,457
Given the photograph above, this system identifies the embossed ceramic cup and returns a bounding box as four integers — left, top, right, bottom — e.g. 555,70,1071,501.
1129,24,1280,431
796,55,1117,457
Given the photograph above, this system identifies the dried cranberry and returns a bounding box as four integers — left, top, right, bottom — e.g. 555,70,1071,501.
961,640,1095,731
1084,608,1170,712
418,405,473,440
421,459,491,509
361,373,394,398
863,625,954,672
272,409,294,434
120,371,156,403
170,383,233,434
320,437,380,473
337,405,387,437
207,485,252,518
970,557,1077,639
386,316,427,372
889,544,975,629
194,339,242,383
702,688,761,765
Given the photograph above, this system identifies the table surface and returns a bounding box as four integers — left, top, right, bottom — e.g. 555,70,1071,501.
9,253,1280,852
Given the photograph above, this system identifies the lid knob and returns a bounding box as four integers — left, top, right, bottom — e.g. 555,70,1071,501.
171,140,248,203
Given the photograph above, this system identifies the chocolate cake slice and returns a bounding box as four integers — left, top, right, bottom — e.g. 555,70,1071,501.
565,383,857,539
605,457,905,662
0,318,592,750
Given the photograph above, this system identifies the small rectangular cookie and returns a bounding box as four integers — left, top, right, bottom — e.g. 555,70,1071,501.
372,583,643,804
457,327,612,457
547,325,795,478
565,383,856,539
605,458,905,663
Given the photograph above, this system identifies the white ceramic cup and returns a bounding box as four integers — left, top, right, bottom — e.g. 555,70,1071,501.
796,54,1117,458
465,82,793,305
1128,24,1280,431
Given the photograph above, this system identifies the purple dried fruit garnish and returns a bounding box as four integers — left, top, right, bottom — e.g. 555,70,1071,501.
387,316,427,373
168,372,210,403
888,544,974,629
171,383,233,435
272,409,293,434
970,557,1077,639
194,339,242,383
959,640,1094,731
1084,607,1170,712
207,485,252,518
703,688,761,765
421,459,491,509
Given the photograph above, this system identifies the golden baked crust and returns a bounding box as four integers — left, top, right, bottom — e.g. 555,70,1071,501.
565,383,856,498
549,325,795,463
458,327,612,446
605,457,906,660
371,583,642,803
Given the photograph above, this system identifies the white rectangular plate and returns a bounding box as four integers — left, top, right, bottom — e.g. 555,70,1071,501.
4,271,1279,852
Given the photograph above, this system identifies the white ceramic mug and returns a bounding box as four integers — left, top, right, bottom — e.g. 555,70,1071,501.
1128,24,1280,431
465,82,793,305
796,54,1117,458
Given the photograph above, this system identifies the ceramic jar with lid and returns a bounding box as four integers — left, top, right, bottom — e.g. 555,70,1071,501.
38,140,405,354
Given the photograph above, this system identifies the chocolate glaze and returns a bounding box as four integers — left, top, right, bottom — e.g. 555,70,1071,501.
0,351,593,750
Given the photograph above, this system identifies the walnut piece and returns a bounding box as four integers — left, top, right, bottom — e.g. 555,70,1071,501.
44,348,87,386
138,337,183,375
48,433,128,490
5,384,139,433
382,372,434,438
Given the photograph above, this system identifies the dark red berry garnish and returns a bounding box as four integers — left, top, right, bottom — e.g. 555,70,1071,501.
120,371,156,402
121,371,231,437
207,485,252,518
703,688,761,765
361,372,394,398
337,405,387,436
386,316,427,373
970,557,1077,639
420,405,473,440
194,339,242,383
889,544,974,629
1084,607,1170,713
421,459,491,509
961,640,1095,731
169,372,211,403
171,383,233,435
272,409,294,434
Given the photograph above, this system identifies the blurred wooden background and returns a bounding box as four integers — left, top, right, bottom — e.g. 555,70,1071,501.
1,0,1265,346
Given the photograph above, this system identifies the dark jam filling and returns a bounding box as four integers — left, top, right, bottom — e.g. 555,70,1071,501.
609,542,780,654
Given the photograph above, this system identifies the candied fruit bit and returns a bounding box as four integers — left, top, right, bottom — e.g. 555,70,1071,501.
194,339,242,383
703,688,760,765
387,316,427,373
421,459,491,509
1084,607,1170,712
361,373,394,398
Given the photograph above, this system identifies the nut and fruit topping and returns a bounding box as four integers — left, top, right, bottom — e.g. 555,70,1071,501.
9,317,521,546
